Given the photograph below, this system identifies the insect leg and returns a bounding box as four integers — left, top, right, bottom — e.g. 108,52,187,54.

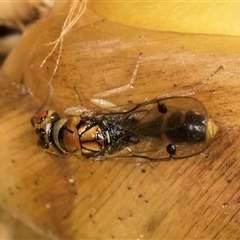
64,84,91,116
157,66,223,99
91,52,143,109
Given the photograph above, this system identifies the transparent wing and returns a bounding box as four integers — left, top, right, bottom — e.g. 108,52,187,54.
94,96,213,162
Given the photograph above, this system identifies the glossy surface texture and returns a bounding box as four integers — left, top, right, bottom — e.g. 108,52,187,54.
32,97,213,162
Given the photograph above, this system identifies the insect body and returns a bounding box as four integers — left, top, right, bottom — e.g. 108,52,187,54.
31,96,216,162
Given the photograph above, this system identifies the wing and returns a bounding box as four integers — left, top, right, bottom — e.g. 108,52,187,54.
93,96,214,163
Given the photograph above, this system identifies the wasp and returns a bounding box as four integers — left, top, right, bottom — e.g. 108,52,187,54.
31,54,222,162
31,96,219,162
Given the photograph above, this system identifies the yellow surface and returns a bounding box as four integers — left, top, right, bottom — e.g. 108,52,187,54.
89,1,240,36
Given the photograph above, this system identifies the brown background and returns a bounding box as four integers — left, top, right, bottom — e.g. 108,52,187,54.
0,13,240,239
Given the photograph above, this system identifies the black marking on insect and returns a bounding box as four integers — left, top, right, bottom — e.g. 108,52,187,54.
158,103,167,114
166,144,176,156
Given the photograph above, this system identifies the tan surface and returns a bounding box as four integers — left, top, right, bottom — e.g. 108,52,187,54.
0,11,240,240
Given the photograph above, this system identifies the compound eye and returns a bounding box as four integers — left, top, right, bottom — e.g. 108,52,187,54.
35,110,49,124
